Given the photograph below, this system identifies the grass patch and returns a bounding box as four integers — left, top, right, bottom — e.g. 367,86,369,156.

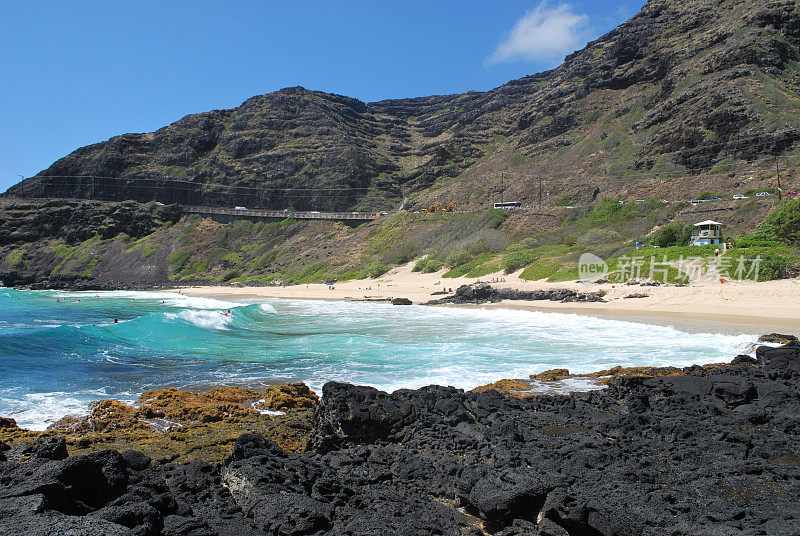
520,261,561,281
221,252,244,266
168,249,192,272
548,266,580,282
6,249,28,270
501,249,539,273
443,253,494,278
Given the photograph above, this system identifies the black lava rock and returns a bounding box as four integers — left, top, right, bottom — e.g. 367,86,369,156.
428,284,605,306
757,341,800,375
2,354,800,535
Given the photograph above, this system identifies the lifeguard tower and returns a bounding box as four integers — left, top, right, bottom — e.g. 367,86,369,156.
690,220,723,246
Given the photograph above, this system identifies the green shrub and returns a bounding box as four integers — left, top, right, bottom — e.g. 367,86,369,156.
580,198,645,226
443,254,494,278
364,261,390,278
53,244,77,258
445,249,474,268
286,261,329,284
651,222,690,247
456,229,509,255
506,238,541,252
181,259,210,276
221,269,241,282
484,209,511,229
501,249,538,273
413,258,444,273
548,266,580,282
735,228,784,248
6,249,28,269
761,199,800,245
140,242,160,259
721,254,799,281
520,262,561,281
556,195,571,206
248,250,279,269
168,249,192,271
590,198,623,219
392,243,417,265
465,259,501,278
221,252,244,266
578,228,621,245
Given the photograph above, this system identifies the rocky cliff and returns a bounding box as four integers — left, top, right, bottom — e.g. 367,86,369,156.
7,0,800,211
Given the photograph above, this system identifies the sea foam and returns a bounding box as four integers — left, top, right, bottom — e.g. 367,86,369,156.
0,290,762,430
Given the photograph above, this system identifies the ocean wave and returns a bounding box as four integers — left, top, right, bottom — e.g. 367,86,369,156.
0,391,92,431
163,309,234,330
259,303,278,314
51,290,242,310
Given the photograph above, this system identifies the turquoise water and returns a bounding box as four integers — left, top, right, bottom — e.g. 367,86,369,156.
0,288,758,430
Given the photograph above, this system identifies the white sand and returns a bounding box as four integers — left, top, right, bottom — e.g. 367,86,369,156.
175,262,800,332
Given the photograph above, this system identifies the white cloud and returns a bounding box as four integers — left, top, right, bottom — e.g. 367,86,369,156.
487,2,590,65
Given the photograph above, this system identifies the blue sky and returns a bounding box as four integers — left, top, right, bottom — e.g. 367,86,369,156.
0,1,644,192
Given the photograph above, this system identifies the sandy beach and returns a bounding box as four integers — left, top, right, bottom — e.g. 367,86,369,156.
176,263,800,332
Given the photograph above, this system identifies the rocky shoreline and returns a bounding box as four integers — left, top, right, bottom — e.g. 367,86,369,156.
1,338,799,535
426,284,607,306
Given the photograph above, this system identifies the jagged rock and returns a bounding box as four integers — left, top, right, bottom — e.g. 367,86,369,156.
731,354,757,365
19,437,68,461
458,467,551,525
710,375,758,406
0,417,17,429
429,284,605,306
390,297,412,305
225,432,287,465
758,333,799,344
120,450,152,471
757,341,800,374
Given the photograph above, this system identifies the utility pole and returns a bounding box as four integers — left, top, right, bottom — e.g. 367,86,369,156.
500,172,505,204
538,177,543,209
777,156,782,201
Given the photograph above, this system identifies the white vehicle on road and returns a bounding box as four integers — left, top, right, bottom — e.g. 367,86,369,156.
755,192,770,197
732,195,749,200
234,206,247,211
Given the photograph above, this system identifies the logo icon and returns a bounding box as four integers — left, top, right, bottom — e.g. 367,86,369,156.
578,253,609,281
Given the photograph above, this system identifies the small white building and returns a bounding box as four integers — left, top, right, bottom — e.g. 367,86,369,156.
691,220,723,246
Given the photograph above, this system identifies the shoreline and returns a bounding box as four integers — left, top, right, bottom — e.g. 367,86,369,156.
173,262,800,332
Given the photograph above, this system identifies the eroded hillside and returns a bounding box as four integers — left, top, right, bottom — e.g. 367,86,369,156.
6,0,800,213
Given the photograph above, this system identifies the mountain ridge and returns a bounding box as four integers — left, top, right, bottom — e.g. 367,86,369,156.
7,0,800,210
